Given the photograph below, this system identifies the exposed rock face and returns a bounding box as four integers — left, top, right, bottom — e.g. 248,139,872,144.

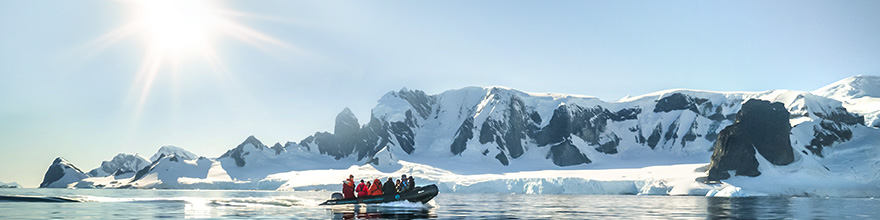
296,88,735,168
88,154,150,177
654,93,708,113
220,136,267,167
450,118,474,155
223,83,868,170
150,146,199,162
299,89,436,161
40,157,88,188
546,140,591,166
806,108,864,157
477,93,538,162
270,143,285,155
707,99,794,181
131,155,170,182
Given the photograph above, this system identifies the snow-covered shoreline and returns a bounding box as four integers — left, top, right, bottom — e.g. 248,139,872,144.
64,158,880,198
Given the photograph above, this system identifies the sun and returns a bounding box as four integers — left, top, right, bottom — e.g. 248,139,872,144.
136,0,218,53
85,0,290,121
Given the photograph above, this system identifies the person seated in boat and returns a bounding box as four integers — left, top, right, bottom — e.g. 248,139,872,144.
364,181,371,195
342,174,355,199
407,176,415,191
355,180,367,198
369,178,383,196
395,179,404,193
382,177,396,196
399,174,409,191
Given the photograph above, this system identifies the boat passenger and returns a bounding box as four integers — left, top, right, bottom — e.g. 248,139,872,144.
407,176,415,191
395,179,403,193
342,175,355,199
382,177,396,196
364,181,371,196
399,174,408,191
356,180,367,197
369,179,383,196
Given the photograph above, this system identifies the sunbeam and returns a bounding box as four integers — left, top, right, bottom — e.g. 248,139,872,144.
86,0,293,123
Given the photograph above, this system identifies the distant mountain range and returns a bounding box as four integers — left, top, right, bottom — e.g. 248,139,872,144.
38,75,880,192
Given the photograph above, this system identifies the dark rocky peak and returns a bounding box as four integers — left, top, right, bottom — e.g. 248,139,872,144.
40,157,88,188
736,100,794,165
271,142,285,155
53,157,85,174
335,107,360,136
707,99,794,181
219,135,267,167
240,135,266,150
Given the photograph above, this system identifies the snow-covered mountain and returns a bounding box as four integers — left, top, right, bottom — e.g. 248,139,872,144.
813,75,880,128
291,80,869,173
150,146,200,162
87,153,150,177
39,76,880,197
39,157,88,188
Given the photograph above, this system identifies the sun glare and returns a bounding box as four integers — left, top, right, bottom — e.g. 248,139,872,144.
137,0,217,54
85,0,292,123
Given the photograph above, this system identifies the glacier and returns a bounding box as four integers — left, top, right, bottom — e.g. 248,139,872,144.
39,75,880,197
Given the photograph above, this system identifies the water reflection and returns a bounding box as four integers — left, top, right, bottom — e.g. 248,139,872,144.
329,204,435,219
707,197,792,219
706,197,880,219
3,189,880,219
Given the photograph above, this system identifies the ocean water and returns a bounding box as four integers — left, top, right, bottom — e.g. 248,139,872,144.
1,188,879,219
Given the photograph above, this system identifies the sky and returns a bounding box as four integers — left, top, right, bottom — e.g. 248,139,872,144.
1,0,879,187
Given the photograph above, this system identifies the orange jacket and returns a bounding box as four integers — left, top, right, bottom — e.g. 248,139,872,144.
369,179,383,196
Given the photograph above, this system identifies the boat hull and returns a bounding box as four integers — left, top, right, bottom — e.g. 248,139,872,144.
320,184,438,205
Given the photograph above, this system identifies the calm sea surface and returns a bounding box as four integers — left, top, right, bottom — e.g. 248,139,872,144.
1,188,878,219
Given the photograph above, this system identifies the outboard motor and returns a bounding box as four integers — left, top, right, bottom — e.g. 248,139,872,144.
330,192,343,200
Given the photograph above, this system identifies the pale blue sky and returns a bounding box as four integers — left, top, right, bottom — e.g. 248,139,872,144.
1,0,878,187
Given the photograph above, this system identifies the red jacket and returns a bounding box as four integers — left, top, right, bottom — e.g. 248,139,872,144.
356,182,367,197
342,179,355,199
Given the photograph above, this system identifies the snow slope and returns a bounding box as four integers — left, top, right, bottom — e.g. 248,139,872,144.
150,145,200,162
87,153,150,177
813,75,880,127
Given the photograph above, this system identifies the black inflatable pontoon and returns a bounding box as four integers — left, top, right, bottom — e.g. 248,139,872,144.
0,195,81,203
319,184,438,206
